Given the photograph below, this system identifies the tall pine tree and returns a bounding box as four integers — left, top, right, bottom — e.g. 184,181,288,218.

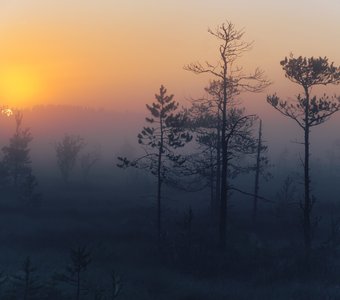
118,85,191,244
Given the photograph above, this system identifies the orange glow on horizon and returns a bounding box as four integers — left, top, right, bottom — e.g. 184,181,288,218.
0,66,43,108
0,1,339,114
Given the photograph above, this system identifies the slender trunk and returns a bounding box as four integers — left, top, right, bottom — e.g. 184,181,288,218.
304,125,311,257
303,87,311,262
219,66,228,250
157,157,162,244
157,116,164,245
215,110,221,219
210,149,215,215
252,119,262,225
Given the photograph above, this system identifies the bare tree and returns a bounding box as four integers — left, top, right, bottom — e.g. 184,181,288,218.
252,119,270,225
267,55,340,260
185,21,270,249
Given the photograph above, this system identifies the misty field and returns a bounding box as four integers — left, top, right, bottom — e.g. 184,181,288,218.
0,169,339,300
1,4,340,298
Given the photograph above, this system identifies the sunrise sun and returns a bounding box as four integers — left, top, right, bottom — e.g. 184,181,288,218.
0,66,42,108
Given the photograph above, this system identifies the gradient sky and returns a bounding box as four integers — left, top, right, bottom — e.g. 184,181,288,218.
0,0,339,115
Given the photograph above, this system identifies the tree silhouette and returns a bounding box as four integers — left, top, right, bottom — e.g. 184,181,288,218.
11,256,42,300
54,246,92,300
184,80,225,215
252,119,270,225
267,55,340,260
2,111,33,188
185,94,259,217
55,134,85,184
117,85,192,244
185,21,270,249
183,95,220,212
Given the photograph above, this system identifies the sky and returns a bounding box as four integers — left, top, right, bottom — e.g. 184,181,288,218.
0,0,339,116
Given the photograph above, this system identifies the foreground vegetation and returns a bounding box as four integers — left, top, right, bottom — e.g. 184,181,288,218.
0,175,340,299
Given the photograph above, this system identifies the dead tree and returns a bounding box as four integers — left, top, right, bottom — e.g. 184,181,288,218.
252,119,270,225
185,21,270,249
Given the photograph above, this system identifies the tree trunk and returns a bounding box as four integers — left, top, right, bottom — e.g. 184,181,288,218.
303,88,311,262
252,119,262,225
157,116,164,246
157,164,162,245
215,111,221,220
210,149,215,216
219,67,228,250
304,122,311,261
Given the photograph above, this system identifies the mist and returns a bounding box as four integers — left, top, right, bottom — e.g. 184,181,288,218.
1,4,340,298
1,92,340,298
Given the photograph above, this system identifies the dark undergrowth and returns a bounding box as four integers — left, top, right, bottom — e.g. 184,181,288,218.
0,183,340,299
